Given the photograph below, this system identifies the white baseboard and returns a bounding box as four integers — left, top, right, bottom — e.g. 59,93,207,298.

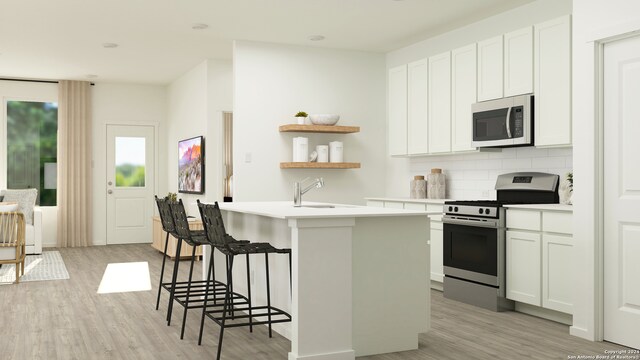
570,325,594,340
288,349,355,360
515,302,573,325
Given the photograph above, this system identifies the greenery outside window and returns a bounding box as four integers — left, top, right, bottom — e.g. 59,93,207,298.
6,100,58,206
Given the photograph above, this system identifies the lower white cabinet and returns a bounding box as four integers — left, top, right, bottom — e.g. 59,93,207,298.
430,221,444,282
506,230,542,305
542,234,573,313
505,208,573,314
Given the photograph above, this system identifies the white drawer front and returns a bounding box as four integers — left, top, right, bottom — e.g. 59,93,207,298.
384,201,405,209
426,204,444,213
542,211,573,234
404,203,427,211
506,209,541,231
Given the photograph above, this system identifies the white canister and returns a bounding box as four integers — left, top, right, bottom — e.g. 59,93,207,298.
316,145,329,163
329,141,343,163
296,137,308,162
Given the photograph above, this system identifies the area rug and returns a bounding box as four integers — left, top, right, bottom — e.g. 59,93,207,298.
0,251,70,284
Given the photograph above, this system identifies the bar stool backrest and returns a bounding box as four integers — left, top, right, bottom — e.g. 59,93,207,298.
155,195,175,233
197,200,229,248
169,199,192,241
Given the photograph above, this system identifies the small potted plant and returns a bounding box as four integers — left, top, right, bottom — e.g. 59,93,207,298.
559,172,573,205
166,192,177,202
295,111,308,125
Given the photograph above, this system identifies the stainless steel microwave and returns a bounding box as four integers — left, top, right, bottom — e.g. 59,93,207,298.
471,94,533,148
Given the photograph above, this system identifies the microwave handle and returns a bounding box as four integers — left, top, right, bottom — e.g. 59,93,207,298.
505,107,512,138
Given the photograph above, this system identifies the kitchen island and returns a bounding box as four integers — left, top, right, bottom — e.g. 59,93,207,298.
201,201,435,360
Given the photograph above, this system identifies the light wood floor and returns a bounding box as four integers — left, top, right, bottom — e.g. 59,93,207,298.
0,244,631,359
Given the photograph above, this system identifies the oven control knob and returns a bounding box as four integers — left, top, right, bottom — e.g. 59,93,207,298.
485,208,490,214
448,206,453,211
478,208,484,214
454,207,458,212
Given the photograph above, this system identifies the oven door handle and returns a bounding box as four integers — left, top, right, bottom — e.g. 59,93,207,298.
443,217,499,229
505,106,512,138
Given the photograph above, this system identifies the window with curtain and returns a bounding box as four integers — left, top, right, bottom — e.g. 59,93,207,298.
6,100,58,206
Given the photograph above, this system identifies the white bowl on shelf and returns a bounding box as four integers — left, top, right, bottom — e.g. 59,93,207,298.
309,114,340,126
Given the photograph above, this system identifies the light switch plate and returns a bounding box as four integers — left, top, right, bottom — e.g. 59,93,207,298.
245,152,252,163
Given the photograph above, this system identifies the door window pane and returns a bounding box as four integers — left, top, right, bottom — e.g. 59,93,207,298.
115,137,145,187
6,101,58,206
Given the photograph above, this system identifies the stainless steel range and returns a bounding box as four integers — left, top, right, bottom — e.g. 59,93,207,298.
442,172,559,312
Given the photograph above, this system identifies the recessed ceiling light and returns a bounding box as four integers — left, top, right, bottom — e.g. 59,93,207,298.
192,23,209,30
86,74,98,79
102,43,119,48
308,35,325,41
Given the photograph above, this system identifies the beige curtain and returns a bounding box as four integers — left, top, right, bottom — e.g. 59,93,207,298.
57,81,92,247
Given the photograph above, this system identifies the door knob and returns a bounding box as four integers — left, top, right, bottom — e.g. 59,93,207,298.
107,190,113,194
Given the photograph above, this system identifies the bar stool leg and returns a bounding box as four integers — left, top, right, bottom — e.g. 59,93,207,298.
198,246,215,346
265,253,272,338
217,255,234,360
288,252,292,299
167,238,183,325
156,231,170,310
180,245,197,339
245,253,253,332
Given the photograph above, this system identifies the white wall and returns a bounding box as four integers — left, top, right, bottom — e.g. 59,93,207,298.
385,0,572,200
233,41,387,204
166,59,233,215
572,0,640,341
92,83,167,246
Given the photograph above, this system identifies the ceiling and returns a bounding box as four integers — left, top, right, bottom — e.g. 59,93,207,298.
0,0,533,85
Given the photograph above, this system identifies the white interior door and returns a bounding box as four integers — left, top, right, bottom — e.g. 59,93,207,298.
106,125,155,244
603,34,640,349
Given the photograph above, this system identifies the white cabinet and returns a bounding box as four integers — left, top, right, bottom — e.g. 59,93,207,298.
430,221,444,282
407,59,429,155
388,65,408,156
451,44,477,152
477,35,503,101
542,233,573,313
504,26,533,97
506,230,542,305
506,207,573,314
534,15,572,147
428,51,451,154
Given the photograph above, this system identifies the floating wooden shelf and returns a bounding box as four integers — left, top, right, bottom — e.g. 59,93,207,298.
280,162,361,169
279,124,360,134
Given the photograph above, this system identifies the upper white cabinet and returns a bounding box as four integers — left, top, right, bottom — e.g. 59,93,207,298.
451,44,477,152
504,27,533,97
388,65,408,156
407,59,429,155
428,51,451,154
477,35,503,101
386,15,572,157
534,15,572,147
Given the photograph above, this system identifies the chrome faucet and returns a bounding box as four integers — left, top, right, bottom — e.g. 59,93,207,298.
293,177,324,207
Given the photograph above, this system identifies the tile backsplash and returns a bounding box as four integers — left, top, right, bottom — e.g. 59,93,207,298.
408,147,572,200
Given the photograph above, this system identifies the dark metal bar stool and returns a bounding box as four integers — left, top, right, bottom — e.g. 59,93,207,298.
196,200,292,360
167,198,231,339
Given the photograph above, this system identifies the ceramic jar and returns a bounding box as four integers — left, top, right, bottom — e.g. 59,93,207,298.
410,176,427,199
427,168,446,199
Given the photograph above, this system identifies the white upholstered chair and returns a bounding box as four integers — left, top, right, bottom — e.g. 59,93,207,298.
0,212,26,284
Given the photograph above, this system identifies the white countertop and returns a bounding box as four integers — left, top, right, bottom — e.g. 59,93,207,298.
217,201,439,220
504,204,573,212
365,197,451,204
